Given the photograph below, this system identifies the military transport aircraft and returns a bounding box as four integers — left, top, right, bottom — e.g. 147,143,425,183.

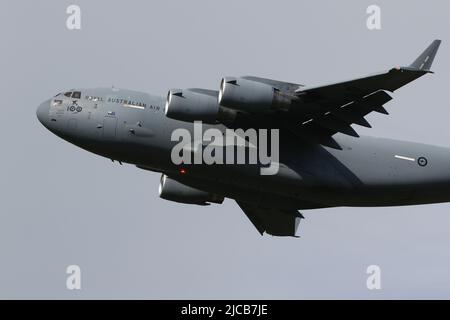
37,40,445,237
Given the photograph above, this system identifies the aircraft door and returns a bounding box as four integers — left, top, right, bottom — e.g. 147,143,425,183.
103,116,117,140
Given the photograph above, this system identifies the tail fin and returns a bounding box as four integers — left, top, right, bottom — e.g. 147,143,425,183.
409,39,441,71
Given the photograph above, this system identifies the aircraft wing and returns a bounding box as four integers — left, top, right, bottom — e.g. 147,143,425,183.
289,40,441,148
286,89,394,149
296,39,440,103
239,40,441,149
236,201,304,237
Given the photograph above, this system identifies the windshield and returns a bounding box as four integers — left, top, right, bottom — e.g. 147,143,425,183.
63,91,81,99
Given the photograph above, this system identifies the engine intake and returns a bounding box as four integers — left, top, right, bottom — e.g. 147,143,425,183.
165,89,220,123
159,174,224,206
218,77,292,112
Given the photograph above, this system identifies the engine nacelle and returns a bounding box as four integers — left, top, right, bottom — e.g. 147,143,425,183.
218,77,292,112
165,88,220,123
159,174,224,206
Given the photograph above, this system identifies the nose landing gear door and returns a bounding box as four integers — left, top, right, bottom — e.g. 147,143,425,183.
103,115,117,140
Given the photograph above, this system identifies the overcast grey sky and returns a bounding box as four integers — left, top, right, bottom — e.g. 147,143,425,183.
1,0,450,299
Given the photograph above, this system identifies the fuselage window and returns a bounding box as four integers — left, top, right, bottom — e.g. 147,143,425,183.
72,91,81,99
64,92,73,98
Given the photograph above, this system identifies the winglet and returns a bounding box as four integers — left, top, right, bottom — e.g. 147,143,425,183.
409,39,441,71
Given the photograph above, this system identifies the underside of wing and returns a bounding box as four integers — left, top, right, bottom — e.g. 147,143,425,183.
287,89,393,149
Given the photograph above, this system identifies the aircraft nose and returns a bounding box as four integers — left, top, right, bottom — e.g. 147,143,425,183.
36,99,51,127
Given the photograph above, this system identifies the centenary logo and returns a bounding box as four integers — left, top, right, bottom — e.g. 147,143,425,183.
171,121,280,175
67,101,83,114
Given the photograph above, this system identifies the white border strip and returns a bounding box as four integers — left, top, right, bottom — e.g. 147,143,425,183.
394,155,416,162
123,104,145,110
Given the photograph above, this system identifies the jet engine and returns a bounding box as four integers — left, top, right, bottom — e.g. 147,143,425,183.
218,77,293,112
159,174,224,205
165,88,220,123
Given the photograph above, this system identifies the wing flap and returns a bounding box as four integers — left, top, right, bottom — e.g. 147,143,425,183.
313,114,360,137
293,90,392,146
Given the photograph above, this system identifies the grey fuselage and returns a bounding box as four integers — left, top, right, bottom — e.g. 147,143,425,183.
37,87,450,210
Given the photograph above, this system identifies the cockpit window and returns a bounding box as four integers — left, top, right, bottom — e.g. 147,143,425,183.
64,92,73,98
52,99,63,106
72,91,81,99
